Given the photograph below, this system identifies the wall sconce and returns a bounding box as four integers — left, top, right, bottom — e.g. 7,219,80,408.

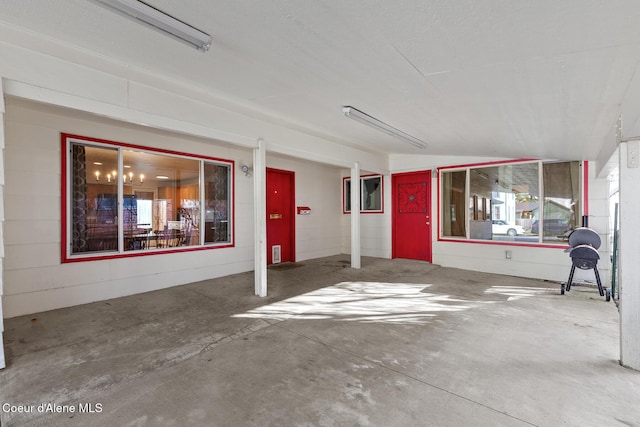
240,164,252,177
95,171,100,181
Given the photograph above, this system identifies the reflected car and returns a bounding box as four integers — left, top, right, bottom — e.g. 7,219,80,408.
531,219,572,236
491,220,525,236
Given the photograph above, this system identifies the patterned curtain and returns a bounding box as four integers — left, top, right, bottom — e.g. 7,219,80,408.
72,144,88,252
363,177,381,210
213,165,229,209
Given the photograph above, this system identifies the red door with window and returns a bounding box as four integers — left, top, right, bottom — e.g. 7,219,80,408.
266,168,295,264
392,171,432,262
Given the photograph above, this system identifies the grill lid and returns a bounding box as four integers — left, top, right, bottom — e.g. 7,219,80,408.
568,227,601,249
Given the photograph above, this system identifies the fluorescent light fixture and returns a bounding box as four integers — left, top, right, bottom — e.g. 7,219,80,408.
342,106,427,149
93,0,212,51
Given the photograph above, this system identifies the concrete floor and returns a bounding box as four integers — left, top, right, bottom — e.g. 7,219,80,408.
1,255,639,427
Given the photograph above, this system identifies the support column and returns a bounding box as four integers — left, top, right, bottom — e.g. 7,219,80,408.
254,139,267,297
0,81,6,369
619,141,640,370
350,162,361,269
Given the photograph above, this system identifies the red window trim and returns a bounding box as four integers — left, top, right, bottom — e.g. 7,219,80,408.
61,133,235,263
437,158,539,172
436,158,586,249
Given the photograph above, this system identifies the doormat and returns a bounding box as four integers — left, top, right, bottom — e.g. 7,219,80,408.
268,263,303,271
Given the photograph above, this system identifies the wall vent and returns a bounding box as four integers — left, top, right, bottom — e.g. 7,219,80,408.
272,245,282,264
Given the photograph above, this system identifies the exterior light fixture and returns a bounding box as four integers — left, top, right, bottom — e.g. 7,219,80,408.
342,106,427,149
92,0,212,52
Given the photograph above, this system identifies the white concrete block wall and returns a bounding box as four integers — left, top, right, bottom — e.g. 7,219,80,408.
340,173,392,259
433,241,573,283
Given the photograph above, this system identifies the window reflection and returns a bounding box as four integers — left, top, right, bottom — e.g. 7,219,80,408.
68,137,233,259
441,170,466,237
121,150,200,251
440,161,581,244
541,162,580,242
469,163,539,241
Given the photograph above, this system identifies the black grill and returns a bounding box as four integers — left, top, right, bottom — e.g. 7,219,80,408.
562,227,609,300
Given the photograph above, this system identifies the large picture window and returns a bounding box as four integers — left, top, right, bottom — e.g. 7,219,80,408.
63,134,233,261
439,160,582,245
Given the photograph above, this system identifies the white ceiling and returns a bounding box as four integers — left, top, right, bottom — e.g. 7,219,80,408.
2,0,640,161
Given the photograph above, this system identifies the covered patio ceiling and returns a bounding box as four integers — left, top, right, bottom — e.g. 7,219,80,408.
2,1,640,162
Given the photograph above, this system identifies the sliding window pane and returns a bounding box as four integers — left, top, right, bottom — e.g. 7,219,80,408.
441,170,466,237
343,176,383,212
71,144,119,254
344,179,352,212
204,162,231,243
470,163,539,241
362,176,382,211
541,161,580,242
122,150,200,250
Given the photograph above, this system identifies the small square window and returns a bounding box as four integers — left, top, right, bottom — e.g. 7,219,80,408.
343,175,383,213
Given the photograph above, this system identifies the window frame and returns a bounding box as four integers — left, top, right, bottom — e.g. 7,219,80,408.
61,133,235,263
342,174,384,214
437,159,585,248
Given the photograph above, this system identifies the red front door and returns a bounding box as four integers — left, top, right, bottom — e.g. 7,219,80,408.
392,171,432,262
266,168,295,264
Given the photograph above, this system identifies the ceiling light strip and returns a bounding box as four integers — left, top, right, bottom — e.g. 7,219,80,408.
342,106,427,149
93,0,212,51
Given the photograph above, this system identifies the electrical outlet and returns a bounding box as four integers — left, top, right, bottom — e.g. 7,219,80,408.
505,250,512,259
628,141,639,168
